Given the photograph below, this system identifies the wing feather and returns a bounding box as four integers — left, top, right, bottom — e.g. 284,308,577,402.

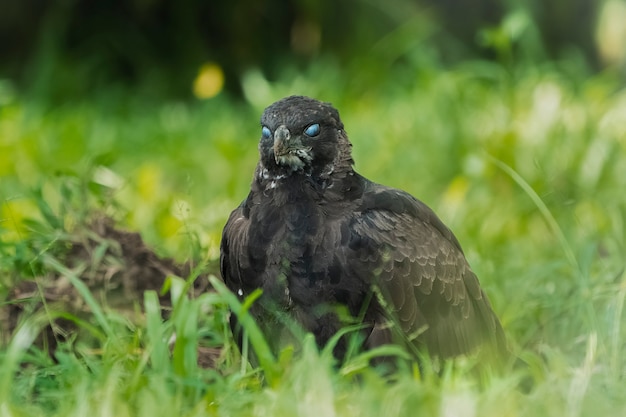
345,182,505,358
220,198,252,294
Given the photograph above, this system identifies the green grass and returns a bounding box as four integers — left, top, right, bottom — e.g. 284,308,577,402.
1,60,626,416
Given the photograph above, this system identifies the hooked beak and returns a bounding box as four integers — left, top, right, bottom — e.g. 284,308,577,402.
273,125,291,162
271,124,312,169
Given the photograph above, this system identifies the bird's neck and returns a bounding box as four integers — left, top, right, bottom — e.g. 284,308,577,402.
253,162,360,203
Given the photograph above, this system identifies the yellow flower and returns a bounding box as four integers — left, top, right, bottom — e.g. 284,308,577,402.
193,63,224,99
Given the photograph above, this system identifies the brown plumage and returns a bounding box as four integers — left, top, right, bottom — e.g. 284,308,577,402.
220,96,506,363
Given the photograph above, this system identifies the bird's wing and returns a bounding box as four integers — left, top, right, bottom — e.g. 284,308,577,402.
344,181,505,358
220,196,252,295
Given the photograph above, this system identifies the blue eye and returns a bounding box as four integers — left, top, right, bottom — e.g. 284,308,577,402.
304,123,320,137
261,126,271,139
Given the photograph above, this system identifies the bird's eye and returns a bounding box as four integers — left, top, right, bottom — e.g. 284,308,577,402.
304,123,320,137
261,126,272,139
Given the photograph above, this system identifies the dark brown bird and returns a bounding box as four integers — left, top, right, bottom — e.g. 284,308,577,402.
220,96,506,364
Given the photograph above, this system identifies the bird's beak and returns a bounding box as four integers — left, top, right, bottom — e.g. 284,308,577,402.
273,125,291,162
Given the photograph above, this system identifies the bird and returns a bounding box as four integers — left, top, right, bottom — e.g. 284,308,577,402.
220,95,506,365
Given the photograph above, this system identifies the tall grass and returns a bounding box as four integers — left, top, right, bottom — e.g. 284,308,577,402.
1,59,625,415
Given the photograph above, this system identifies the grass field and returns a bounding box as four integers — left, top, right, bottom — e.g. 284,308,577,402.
1,60,625,416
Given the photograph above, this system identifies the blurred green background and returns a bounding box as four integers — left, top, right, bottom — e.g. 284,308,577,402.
1,1,626,415
1,0,624,255
0,0,620,99
0,0,622,102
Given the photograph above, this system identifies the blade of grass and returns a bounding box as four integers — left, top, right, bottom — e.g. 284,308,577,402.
340,344,411,377
486,154,579,272
609,270,626,380
42,255,118,344
567,333,597,417
321,322,367,360
0,314,46,400
171,290,199,379
31,186,62,230
209,276,280,385
144,290,170,374
487,155,599,334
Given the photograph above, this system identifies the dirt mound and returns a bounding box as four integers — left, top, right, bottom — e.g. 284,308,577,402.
1,216,220,367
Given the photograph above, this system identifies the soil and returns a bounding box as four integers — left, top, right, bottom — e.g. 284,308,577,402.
1,216,221,368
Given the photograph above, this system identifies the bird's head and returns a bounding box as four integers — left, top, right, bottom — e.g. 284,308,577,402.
258,96,353,180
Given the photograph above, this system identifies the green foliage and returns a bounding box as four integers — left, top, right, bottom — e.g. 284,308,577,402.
1,54,626,415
